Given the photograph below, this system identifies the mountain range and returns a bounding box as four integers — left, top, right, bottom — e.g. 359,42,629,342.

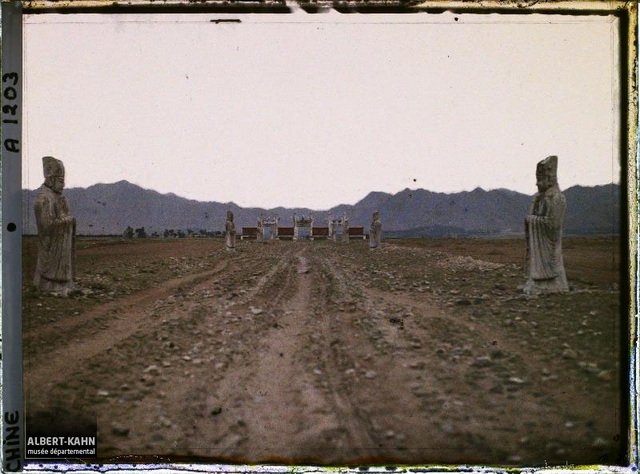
22,180,620,237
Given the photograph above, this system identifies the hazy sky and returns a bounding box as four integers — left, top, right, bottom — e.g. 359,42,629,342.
23,11,620,209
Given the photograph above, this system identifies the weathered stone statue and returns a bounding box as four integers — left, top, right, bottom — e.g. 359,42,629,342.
33,156,77,295
225,210,236,251
523,155,568,294
369,211,382,249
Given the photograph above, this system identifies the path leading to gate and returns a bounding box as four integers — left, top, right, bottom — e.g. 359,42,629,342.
24,239,621,466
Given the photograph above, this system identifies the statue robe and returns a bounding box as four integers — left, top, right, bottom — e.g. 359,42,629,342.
225,219,236,249
33,185,76,293
524,185,568,293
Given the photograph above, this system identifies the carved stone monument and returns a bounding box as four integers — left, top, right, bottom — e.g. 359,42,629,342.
33,156,77,295
341,213,349,243
523,155,568,294
261,215,279,240
293,213,313,240
369,211,382,249
225,210,236,251
256,216,265,243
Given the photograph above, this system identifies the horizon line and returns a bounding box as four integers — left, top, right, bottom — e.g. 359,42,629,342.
22,179,621,211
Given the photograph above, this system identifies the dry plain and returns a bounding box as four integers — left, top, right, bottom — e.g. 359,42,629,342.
22,236,624,467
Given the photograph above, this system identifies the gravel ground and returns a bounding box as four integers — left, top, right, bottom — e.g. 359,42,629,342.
22,236,624,467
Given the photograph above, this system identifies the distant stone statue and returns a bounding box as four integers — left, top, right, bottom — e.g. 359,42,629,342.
33,156,77,295
225,210,236,251
523,155,568,294
369,211,382,249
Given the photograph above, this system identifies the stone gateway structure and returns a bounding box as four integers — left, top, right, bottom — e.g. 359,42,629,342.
242,213,365,241
33,156,77,295
523,155,569,294
293,214,313,240
256,216,265,243
341,214,350,243
261,216,279,241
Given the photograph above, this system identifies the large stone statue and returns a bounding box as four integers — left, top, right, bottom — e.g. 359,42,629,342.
225,211,236,251
369,211,382,249
33,156,77,295
523,155,568,294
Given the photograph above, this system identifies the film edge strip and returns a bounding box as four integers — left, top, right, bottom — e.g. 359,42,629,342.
2,1,24,472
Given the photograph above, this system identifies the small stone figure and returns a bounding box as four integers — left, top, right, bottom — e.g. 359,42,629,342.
369,211,382,249
33,156,77,295
523,155,568,294
225,210,236,251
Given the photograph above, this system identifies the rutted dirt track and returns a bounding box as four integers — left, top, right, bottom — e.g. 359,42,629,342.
22,237,623,466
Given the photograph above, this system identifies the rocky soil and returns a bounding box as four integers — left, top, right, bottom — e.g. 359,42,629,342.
22,236,624,467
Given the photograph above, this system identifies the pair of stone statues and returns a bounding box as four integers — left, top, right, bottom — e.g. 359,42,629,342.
32,155,568,296
31,158,238,295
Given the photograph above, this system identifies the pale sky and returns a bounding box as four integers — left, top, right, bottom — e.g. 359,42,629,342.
22,11,620,210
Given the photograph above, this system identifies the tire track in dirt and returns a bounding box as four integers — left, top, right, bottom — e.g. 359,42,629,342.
303,253,383,461
25,260,230,390
93,243,302,458
174,246,375,464
25,247,285,406
359,282,617,433
310,248,479,463
21,237,621,465
339,246,619,464
25,260,231,344
217,250,331,462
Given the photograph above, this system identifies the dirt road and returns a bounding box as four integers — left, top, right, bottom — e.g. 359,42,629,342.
23,237,623,466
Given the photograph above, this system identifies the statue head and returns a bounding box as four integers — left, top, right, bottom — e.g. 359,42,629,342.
43,156,65,194
227,210,234,221
373,211,380,221
536,155,558,193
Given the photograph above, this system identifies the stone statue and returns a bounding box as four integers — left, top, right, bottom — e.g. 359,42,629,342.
523,155,568,294
369,211,382,249
225,210,236,251
33,156,77,295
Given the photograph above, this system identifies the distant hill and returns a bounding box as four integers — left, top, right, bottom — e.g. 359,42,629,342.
22,181,620,237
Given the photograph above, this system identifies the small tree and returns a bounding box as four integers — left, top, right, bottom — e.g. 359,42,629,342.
135,227,147,239
123,226,134,239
